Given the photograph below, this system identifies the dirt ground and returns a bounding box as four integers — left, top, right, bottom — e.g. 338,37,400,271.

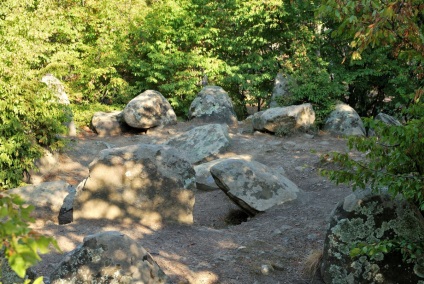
30,121,355,284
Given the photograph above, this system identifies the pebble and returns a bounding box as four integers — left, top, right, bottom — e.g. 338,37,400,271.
261,264,273,275
295,166,304,172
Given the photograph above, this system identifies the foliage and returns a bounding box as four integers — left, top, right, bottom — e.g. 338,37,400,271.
267,1,347,126
319,0,424,61
322,119,424,208
278,44,344,126
319,0,424,266
126,0,222,117
217,0,287,115
126,0,334,119
0,78,68,190
350,238,423,264
0,192,59,280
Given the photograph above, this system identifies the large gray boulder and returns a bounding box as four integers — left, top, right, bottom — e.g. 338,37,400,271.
321,190,424,284
164,124,231,165
324,103,365,136
50,231,168,284
210,159,300,216
252,103,315,133
269,72,291,108
8,181,75,224
41,73,76,136
91,111,130,137
123,90,177,129
74,144,196,226
194,156,252,191
188,86,238,126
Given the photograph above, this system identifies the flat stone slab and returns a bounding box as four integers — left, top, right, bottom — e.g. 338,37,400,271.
164,124,231,164
252,103,315,133
210,159,300,215
194,156,252,190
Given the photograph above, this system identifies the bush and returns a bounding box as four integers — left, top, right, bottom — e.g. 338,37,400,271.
322,117,424,209
0,78,68,190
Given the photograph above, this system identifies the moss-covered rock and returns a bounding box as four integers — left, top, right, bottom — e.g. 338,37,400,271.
321,189,424,284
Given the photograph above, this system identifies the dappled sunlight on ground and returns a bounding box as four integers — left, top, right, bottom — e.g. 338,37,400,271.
28,122,355,283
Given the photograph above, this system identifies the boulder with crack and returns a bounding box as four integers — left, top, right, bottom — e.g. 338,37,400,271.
269,72,291,108
210,159,300,216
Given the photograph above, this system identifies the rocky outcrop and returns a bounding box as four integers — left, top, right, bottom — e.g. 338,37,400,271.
41,73,76,136
8,181,74,224
50,231,168,284
324,103,365,136
194,156,252,191
91,111,130,136
74,144,196,227
164,124,231,165
123,90,177,129
251,103,315,134
321,189,424,284
188,86,238,126
210,159,300,216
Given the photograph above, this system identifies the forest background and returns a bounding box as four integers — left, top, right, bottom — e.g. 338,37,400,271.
0,0,423,280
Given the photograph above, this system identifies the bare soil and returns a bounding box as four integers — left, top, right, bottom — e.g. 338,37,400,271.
30,121,355,284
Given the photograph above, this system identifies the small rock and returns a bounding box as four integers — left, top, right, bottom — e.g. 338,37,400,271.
295,166,304,172
261,264,273,275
